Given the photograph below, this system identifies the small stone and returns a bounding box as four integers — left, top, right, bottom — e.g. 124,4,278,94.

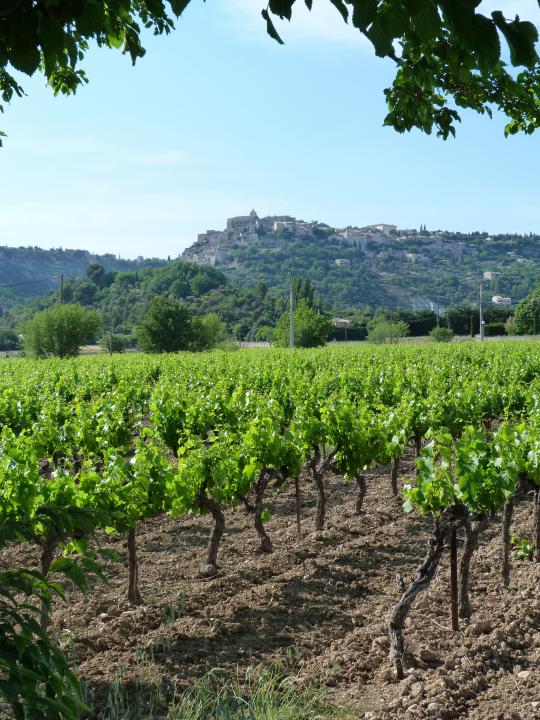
372,635,389,651
198,563,218,578
420,648,439,664
531,701,539,710
98,612,109,622
517,670,530,680
410,682,425,699
427,703,442,715
471,620,492,635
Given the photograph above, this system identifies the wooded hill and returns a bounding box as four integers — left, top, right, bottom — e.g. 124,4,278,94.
182,223,540,310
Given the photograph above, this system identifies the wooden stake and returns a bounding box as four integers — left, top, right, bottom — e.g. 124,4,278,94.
450,528,459,631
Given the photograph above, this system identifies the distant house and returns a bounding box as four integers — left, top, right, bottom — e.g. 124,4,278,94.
492,295,511,306
483,271,499,281
340,228,369,251
334,258,351,267
372,223,397,236
331,318,350,328
273,221,295,232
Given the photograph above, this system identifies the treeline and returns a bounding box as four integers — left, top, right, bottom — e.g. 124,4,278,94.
0,258,528,353
0,261,290,346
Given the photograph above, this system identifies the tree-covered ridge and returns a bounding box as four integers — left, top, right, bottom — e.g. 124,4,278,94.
183,222,540,310
0,245,167,302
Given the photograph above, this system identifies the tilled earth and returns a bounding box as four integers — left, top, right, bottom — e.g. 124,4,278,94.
2,449,539,719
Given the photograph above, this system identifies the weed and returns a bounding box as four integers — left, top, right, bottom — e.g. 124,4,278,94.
511,535,533,560
92,664,351,720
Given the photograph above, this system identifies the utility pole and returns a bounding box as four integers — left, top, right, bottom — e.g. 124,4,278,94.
60,273,64,305
289,285,294,349
479,282,485,340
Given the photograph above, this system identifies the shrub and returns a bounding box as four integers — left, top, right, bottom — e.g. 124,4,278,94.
0,328,20,351
193,313,229,351
273,300,332,348
136,297,194,353
367,320,409,344
100,334,127,354
24,304,100,358
429,326,454,342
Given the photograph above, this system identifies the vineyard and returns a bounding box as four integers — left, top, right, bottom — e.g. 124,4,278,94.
1,344,539,719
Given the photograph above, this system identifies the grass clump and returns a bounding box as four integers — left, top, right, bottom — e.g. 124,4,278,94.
96,665,348,720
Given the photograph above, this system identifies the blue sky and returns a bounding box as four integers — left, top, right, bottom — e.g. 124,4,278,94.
1,0,539,259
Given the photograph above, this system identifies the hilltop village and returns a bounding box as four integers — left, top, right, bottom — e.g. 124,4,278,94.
180,211,537,310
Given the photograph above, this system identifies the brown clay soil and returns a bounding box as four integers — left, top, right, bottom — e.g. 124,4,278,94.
2,448,539,720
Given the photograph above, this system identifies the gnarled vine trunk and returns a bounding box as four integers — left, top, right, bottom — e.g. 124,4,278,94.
450,528,459,631
414,430,422,459
459,514,489,619
311,446,326,531
127,526,142,605
40,535,57,578
388,519,447,680
355,474,367,515
388,505,467,680
199,495,225,577
533,487,540,563
39,534,57,628
391,456,400,496
501,496,515,588
254,470,273,553
295,475,302,539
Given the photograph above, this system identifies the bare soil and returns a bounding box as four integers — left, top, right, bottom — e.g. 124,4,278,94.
2,449,539,719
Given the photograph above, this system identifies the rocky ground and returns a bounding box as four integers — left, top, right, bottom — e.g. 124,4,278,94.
2,448,539,719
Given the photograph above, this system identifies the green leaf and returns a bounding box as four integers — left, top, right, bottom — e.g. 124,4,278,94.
470,14,501,71
49,557,88,590
268,0,294,20
492,12,538,68
8,46,40,75
351,0,377,30
328,0,349,23
261,508,272,523
262,9,285,44
169,0,192,16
